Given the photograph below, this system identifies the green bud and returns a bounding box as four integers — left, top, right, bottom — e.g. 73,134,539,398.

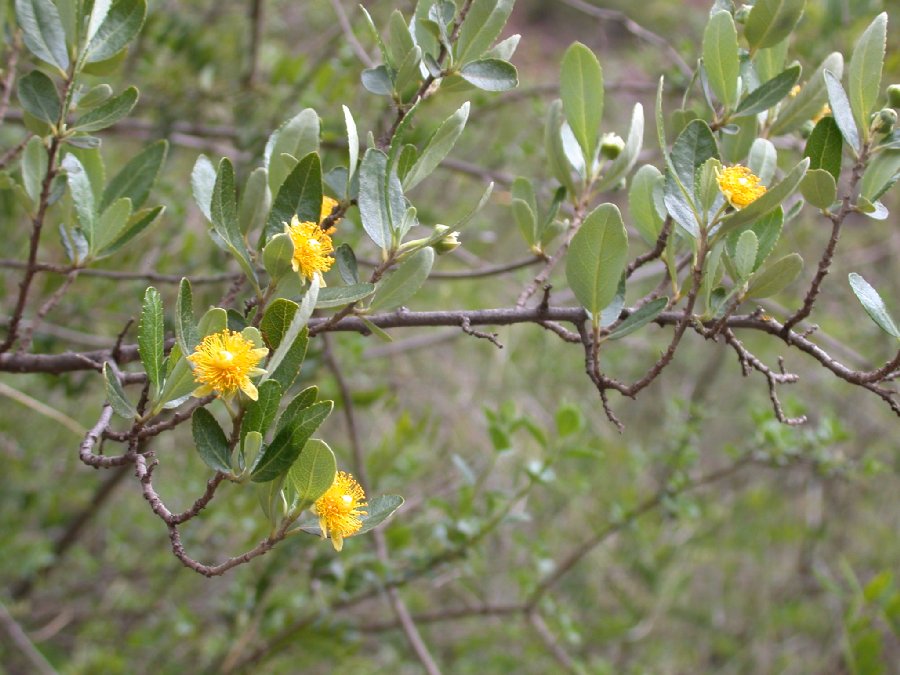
799,120,815,139
870,108,897,135
599,132,625,160
433,225,460,255
734,5,752,24
887,84,900,109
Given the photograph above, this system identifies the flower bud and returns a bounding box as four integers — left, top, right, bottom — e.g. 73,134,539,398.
599,132,625,160
433,225,460,255
734,4,752,24
870,108,897,135
887,84,900,109
799,120,815,139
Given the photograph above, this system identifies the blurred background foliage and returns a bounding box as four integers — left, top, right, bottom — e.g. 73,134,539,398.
1,0,899,672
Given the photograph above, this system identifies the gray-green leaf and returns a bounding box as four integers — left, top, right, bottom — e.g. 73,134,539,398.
560,42,604,166
847,12,887,143
369,247,434,312
17,70,61,124
287,438,337,508
848,272,900,338
565,203,628,319
703,11,740,108
192,407,232,474
15,0,69,71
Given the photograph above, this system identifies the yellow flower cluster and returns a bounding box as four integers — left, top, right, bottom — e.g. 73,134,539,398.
187,330,268,401
715,165,767,209
284,196,341,284
313,471,367,551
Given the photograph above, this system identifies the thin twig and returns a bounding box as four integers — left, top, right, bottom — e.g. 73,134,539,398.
0,600,57,675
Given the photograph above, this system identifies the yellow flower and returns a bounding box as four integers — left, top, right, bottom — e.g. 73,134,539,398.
285,215,334,284
187,330,268,401
715,165,767,209
320,196,341,234
789,84,801,97
313,471,367,551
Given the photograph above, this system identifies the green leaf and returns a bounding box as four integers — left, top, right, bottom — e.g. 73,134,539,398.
15,0,69,71
454,0,515,64
733,65,800,118
560,42,604,166
275,386,319,436
336,245,359,286
848,12,887,143
748,138,777,185
799,168,837,209
62,153,96,248
262,232,294,282
744,0,806,51
595,103,644,192
251,400,333,483
192,407,232,474
197,306,227,340
316,283,377,309
138,286,164,392
607,297,668,340
664,171,700,239
670,119,719,193
264,108,320,194
860,149,900,202
565,204,628,320
703,11,740,108
287,438,337,508
358,148,396,251
771,52,843,135
72,86,137,132
754,38,789,83
387,9,415,68
803,116,843,181
175,278,197,355
191,154,215,222
717,158,808,237
369,247,434,312
17,70,61,124
725,207,783,271
263,281,316,391
403,102,470,191
458,59,518,92
241,379,283,446
733,229,758,280
238,167,270,237
22,136,47,206
745,253,803,298
628,165,666,246
85,0,146,63
101,139,167,211
102,362,136,419
211,157,256,287
264,151,322,242
361,65,393,96
848,273,900,338
260,298,298,349
96,204,163,256
93,196,132,252
545,99,576,194
721,115,758,164
511,197,537,247
824,70,860,156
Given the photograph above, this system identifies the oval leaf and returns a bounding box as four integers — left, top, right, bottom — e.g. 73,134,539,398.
565,203,628,318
